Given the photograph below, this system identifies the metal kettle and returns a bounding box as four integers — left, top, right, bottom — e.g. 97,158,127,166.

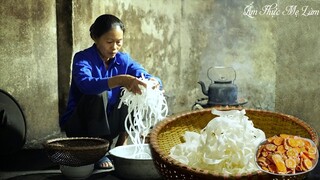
198,66,238,106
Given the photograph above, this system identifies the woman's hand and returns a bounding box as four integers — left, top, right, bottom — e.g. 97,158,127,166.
108,75,162,95
123,76,147,95
108,75,146,94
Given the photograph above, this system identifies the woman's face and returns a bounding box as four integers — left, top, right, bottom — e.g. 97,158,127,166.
94,26,123,60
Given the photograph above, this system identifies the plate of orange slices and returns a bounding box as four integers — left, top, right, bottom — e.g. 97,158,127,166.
255,134,318,178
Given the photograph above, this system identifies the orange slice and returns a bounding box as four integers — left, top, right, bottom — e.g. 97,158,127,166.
272,154,287,173
303,158,313,170
266,143,277,151
258,157,268,167
286,148,299,157
277,145,286,154
307,146,317,155
261,151,268,157
303,139,312,148
295,138,305,147
280,134,292,139
287,138,300,148
285,158,297,169
284,138,290,150
304,151,316,160
273,136,284,146
267,136,277,143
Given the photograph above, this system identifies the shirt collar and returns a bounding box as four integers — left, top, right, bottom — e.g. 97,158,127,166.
113,54,121,65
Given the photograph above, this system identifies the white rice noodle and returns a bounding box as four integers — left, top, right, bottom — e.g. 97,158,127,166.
118,75,168,158
169,109,266,175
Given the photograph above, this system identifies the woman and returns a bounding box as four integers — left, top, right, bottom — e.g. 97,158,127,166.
60,14,162,169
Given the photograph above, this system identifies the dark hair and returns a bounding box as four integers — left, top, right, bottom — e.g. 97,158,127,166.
89,14,125,39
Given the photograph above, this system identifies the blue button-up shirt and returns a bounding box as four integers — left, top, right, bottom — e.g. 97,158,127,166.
60,44,161,127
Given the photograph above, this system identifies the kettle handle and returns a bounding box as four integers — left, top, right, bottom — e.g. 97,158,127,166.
207,66,236,83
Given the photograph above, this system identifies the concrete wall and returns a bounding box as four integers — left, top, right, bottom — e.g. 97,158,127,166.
1,0,319,147
276,0,320,134
0,0,60,147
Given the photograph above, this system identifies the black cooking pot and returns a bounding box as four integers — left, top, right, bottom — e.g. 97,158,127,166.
0,89,26,156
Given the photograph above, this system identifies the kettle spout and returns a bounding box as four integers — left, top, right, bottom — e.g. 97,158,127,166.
198,81,208,96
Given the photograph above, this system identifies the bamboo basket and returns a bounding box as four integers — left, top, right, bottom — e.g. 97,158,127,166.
149,108,319,180
43,137,109,166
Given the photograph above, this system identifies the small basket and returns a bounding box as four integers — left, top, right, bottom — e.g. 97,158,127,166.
43,137,109,166
149,108,319,180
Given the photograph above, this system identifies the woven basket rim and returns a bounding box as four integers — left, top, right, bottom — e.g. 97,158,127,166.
149,107,319,178
43,137,109,151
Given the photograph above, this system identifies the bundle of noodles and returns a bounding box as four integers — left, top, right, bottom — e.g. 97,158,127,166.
118,75,168,157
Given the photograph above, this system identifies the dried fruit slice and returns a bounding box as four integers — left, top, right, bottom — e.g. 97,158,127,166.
279,134,291,139
265,143,277,151
262,166,269,171
257,156,268,167
268,164,277,173
296,163,303,172
300,151,309,160
272,154,287,173
267,136,277,143
273,136,284,146
280,134,293,139
307,146,317,155
277,145,286,154
261,151,268,157
256,145,264,157
295,138,305,147
302,158,313,170
304,151,316,160
303,139,312,148
286,148,299,157
285,158,297,169
293,147,302,153
287,138,300,148
284,138,291,150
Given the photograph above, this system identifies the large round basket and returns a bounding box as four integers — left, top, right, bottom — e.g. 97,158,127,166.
43,137,109,166
149,108,319,180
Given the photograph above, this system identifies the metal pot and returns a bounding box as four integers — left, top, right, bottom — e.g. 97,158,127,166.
109,144,161,180
60,164,94,180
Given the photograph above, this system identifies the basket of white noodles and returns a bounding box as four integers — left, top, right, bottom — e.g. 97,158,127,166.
149,108,319,180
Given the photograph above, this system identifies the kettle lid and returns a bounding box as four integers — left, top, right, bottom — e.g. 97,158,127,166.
214,80,232,84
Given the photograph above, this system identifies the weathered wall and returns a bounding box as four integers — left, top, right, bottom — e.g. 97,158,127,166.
276,0,320,134
0,0,60,147
1,0,319,147
197,0,277,111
